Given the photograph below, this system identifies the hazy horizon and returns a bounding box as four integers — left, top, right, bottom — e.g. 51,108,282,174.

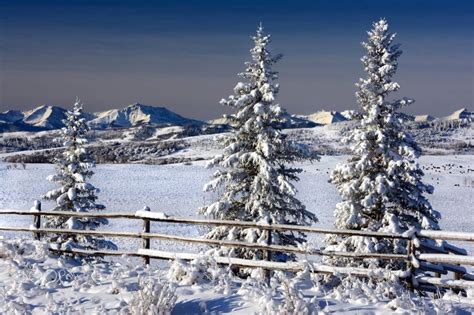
1,0,472,120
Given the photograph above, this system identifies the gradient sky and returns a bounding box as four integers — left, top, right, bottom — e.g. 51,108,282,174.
0,0,472,120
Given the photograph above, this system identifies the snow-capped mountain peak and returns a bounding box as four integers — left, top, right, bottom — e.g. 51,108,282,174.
89,103,202,128
305,110,347,125
22,105,68,129
0,103,203,132
445,108,472,121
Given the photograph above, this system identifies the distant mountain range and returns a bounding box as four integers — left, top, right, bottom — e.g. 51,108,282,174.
0,103,203,132
0,103,471,133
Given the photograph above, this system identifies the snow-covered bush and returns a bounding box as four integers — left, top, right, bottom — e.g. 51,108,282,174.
200,24,318,262
327,19,440,266
326,275,455,313
0,238,48,260
328,276,404,305
0,239,178,314
236,267,447,314
239,269,316,314
43,98,116,252
274,271,314,314
126,274,177,315
167,254,234,294
167,257,211,285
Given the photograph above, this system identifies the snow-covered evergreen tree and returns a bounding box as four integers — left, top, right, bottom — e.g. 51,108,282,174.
326,19,440,263
43,98,116,252
199,25,318,261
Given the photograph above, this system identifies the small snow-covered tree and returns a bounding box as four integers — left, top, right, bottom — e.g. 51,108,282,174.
43,98,115,252
199,25,318,261
326,19,440,264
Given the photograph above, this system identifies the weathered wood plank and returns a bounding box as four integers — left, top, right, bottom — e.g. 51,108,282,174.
0,226,408,261
137,249,410,279
50,247,408,280
2,210,474,243
417,230,474,242
136,214,411,240
0,210,410,239
0,210,138,219
418,254,474,266
417,276,474,289
141,206,151,265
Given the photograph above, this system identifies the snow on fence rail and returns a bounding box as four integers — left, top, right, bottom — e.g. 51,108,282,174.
0,208,412,239
1,203,474,291
417,254,474,266
46,247,409,280
0,225,410,261
417,230,474,242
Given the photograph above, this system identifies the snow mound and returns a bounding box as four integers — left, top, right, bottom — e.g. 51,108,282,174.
305,110,347,125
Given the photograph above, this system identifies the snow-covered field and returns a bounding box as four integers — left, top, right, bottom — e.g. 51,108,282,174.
3,238,471,314
1,155,473,252
1,155,473,313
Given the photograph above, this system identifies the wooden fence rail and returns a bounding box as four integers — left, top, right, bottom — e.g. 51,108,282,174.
0,225,410,261
0,202,473,292
0,209,414,239
48,247,410,280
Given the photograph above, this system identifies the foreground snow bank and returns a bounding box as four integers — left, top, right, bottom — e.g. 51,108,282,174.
1,239,472,314
0,239,176,314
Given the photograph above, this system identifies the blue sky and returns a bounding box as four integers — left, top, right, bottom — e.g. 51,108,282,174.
0,0,472,119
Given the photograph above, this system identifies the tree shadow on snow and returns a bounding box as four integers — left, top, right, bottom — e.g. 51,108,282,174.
172,295,245,314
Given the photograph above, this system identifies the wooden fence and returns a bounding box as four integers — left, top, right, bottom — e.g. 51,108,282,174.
0,201,473,292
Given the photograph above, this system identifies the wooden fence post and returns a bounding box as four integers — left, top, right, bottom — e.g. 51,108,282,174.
142,206,151,265
32,200,41,240
406,239,414,290
454,263,462,280
265,228,273,261
264,219,273,281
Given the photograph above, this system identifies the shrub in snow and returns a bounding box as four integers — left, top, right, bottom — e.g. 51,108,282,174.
326,19,440,266
199,24,318,262
43,98,116,252
167,254,231,288
274,271,314,314
326,275,454,313
0,239,177,314
126,274,177,315
167,257,210,285
239,269,316,314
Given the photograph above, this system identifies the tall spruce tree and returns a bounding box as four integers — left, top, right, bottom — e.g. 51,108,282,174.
43,98,115,252
326,19,440,264
199,25,318,261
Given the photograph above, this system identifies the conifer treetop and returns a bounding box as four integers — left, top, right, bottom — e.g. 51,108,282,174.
43,98,115,252
327,19,440,262
200,25,317,261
